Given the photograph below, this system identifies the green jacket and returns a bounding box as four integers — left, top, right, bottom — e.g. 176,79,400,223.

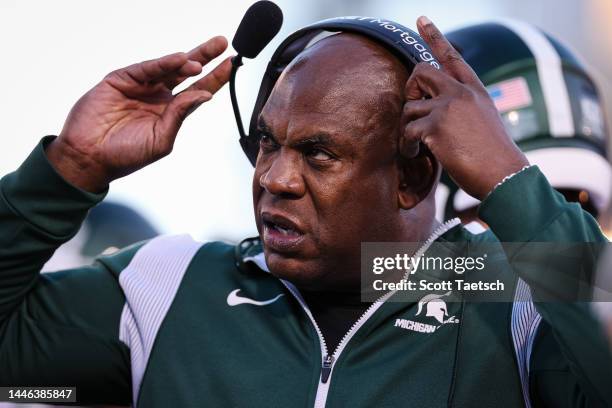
1,137,611,407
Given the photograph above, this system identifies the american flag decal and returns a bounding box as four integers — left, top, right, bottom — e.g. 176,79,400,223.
487,77,532,113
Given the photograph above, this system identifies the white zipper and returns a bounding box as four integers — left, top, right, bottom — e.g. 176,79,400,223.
280,218,461,408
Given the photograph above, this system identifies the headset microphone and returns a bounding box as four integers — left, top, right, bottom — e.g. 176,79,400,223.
230,1,283,159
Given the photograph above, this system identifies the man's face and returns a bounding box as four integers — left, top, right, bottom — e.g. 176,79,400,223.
252,34,409,291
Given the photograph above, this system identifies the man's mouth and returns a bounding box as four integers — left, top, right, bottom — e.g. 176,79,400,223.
261,212,305,252
266,223,299,236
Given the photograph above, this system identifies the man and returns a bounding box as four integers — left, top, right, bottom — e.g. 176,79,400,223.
0,16,610,407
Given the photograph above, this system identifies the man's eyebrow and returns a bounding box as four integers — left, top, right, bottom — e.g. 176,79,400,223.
257,116,271,133
293,134,335,148
258,117,336,147
257,117,279,143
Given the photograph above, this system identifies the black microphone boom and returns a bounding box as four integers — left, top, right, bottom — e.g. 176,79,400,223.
229,1,283,163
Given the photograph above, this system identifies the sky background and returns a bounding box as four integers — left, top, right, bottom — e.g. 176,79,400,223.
1,0,610,242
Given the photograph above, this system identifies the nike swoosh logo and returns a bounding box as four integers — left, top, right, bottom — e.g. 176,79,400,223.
227,289,285,307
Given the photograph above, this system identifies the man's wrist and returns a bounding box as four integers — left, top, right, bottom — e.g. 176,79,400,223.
484,164,532,200
478,165,565,242
45,138,109,193
1,136,107,238
476,153,530,200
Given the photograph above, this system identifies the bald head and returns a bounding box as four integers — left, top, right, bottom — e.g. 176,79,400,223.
287,33,407,108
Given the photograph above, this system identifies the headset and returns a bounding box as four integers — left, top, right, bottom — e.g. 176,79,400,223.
230,9,441,166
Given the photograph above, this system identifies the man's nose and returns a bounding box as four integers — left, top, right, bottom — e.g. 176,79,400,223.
259,149,306,198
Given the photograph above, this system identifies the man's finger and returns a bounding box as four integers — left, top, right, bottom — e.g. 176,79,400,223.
161,62,204,90
186,36,229,66
400,116,431,159
154,90,214,153
404,62,458,100
163,74,189,91
177,60,203,77
416,16,478,85
183,57,233,95
125,52,189,84
400,98,437,129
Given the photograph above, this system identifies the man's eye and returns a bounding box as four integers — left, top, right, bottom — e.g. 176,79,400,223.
307,148,333,161
259,134,276,150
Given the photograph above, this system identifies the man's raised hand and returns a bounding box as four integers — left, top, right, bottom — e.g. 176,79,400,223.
46,36,232,192
400,17,529,200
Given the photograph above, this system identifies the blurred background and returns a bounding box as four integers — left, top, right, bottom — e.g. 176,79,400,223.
1,0,611,244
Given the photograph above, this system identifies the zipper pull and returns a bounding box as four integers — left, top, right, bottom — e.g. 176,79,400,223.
321,354,334,384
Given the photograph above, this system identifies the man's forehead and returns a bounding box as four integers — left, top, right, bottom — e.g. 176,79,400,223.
283,32,406,87
261,33,406,130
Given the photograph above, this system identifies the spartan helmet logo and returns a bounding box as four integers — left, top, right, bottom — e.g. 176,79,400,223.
416,291,452,324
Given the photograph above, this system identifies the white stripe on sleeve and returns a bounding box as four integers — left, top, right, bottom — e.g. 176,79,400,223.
118,234,204,407
511,278,543,408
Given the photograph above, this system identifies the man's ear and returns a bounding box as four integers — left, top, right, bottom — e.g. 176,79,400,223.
397,145,438,209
